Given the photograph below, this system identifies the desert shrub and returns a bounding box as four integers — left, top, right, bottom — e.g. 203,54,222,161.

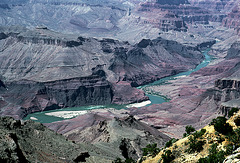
198,143,225,163
161,150,175,163
183,125,195,137
142,143,160,157
165,138,178,148
186,128,206,154
227,128,240,150
228,107,239,118
225,143,234,155
193,129,206,139
210,116,233,135
186,135,205,153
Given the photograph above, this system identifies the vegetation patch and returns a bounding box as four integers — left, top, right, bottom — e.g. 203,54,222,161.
142,143,160,157
228,108,239,118
161,150,175,163
198,143,225,163
183,125,195,137
210,116,233,135
165,138,178,148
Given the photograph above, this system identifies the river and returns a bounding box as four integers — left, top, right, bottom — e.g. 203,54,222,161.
24,49,212,123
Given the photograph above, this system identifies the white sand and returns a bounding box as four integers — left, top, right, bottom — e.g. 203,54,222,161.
174,75,187,79
126,100,151,108
30,117,38,120
45,110,88,119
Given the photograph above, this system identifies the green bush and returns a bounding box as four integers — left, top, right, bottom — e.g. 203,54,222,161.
193,129,206,139
142,143,160,157
227,128,240,150
161,150,175,163
228,108,239,118
183,125,196,137
198,143,225,163
186,128,206,154
186,135,205,154
210,117,233,135
225,143,234,155
165,138,178,148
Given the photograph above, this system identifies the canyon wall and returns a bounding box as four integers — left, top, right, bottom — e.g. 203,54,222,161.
0,27,205,119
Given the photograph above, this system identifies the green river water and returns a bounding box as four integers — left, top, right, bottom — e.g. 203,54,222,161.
24,49,212,123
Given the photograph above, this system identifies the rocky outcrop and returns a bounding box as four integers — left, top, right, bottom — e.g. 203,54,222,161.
46,114,170,161
224,148,240,163
0,116,90,162
111,81,149,105
221,99,240,116
215,79,240,90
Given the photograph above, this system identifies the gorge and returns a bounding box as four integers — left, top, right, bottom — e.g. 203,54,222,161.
1,0,240,162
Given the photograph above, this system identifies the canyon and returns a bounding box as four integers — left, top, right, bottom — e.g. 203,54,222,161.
0,0,240,162
0,26,205,120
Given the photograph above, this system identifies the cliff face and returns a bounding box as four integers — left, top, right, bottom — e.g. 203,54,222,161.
138,0,225,29
215,79,240,90
137,3,187,32
0,75,113,119
109,37,203,87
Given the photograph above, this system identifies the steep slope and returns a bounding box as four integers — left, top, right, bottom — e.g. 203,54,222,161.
143,110,240,163
46,114,170,161
0,116,119,163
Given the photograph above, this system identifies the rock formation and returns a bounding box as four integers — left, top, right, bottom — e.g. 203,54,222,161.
45,114,170,161
0,116,117,163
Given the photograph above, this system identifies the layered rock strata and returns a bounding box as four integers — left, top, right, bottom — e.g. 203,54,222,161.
0,27,204,119
222,6,240,35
